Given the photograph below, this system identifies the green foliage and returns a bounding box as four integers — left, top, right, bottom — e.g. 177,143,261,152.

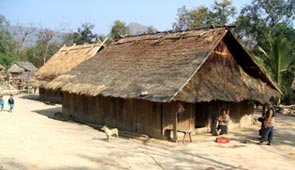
210,0,236,25
146,26,157,34
258,36,289,86
172,0,236,30
63,23,98,45
258,36,295,104
172,6,210,30
0,15,17,68
62,32,76,46
97,34,112,45
0,53,17,69
281,70,295,104
110,20,130,40
75,23,98,44
236,0,295,50
236,0,295,104
19,41,59,68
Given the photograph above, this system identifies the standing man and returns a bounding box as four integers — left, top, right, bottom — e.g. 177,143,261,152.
259,102,275,145
8,94,14,112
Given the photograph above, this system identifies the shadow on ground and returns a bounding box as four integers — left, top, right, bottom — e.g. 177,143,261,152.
32,107,69,122
20,94,58,106
19,94,40,102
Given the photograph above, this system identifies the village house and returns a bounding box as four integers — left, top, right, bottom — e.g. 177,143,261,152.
7,61,37,88
30,42,105,103
47,27,282,141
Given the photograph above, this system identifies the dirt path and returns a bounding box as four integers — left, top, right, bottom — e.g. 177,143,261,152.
0,94,294,170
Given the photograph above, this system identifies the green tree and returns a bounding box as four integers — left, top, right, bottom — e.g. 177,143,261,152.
236,0,295,50
75,23,98,44
172,0,236,31
110,20,130,40
18,28,59,67
146,26,157,34
39,28,55,64
0,15,17,68
97,34,112,45
210,0,236,25
20,39,59,68
62,32,76,46
236,0,295,104
173,6,210,30
62,23,98,45
258,36,295,104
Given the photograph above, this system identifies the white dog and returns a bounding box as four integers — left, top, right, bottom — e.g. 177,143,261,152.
101,125,119,142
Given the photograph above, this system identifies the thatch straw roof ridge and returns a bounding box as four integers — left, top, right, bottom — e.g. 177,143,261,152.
33,42,103,86
112,28,223,45
59,43,102,52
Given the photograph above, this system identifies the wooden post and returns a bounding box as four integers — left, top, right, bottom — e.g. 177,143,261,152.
173,111,178,142
173,102,185,142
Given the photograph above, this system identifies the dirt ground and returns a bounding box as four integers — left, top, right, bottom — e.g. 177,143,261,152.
0,94,294,170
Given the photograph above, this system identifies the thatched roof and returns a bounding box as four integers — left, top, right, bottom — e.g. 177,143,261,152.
7,64,25,73
15,61,37,72
31,42,104,87
47,28,282,103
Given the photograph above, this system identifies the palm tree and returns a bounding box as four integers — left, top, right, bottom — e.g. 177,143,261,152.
258,35,295,104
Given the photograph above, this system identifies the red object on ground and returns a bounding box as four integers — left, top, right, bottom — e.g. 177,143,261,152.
216,137,230,143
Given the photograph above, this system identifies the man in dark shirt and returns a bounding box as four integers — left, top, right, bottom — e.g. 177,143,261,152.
259,102,275,145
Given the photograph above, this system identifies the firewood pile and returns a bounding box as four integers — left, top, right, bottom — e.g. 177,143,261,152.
274,105,295,116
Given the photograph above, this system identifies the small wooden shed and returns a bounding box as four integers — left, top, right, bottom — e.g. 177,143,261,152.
47,27,282,141
30,42,105,103
7,61,37,88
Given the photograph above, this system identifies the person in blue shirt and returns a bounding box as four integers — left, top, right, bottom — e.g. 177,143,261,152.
8,94,14,112
0,96,4,111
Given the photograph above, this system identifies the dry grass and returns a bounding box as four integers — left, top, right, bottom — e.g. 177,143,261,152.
32,42,103,87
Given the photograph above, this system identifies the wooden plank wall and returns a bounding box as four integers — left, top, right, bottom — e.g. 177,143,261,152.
195,100,254,132
39,88,61,103
62,92,195,139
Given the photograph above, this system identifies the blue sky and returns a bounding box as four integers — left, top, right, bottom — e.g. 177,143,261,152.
1,0,251,34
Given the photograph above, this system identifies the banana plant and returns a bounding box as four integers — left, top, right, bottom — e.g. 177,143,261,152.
258,35,295,104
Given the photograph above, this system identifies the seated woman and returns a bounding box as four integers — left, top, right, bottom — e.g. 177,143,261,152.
216,109,230,135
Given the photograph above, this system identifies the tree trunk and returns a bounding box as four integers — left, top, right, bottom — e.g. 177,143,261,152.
43,43,49,65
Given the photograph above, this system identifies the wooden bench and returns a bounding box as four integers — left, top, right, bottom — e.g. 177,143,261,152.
165,129,193,143
178,130,193,143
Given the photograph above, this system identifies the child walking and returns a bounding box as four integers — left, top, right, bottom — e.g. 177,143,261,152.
0,96,4,111
8,94,14,112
